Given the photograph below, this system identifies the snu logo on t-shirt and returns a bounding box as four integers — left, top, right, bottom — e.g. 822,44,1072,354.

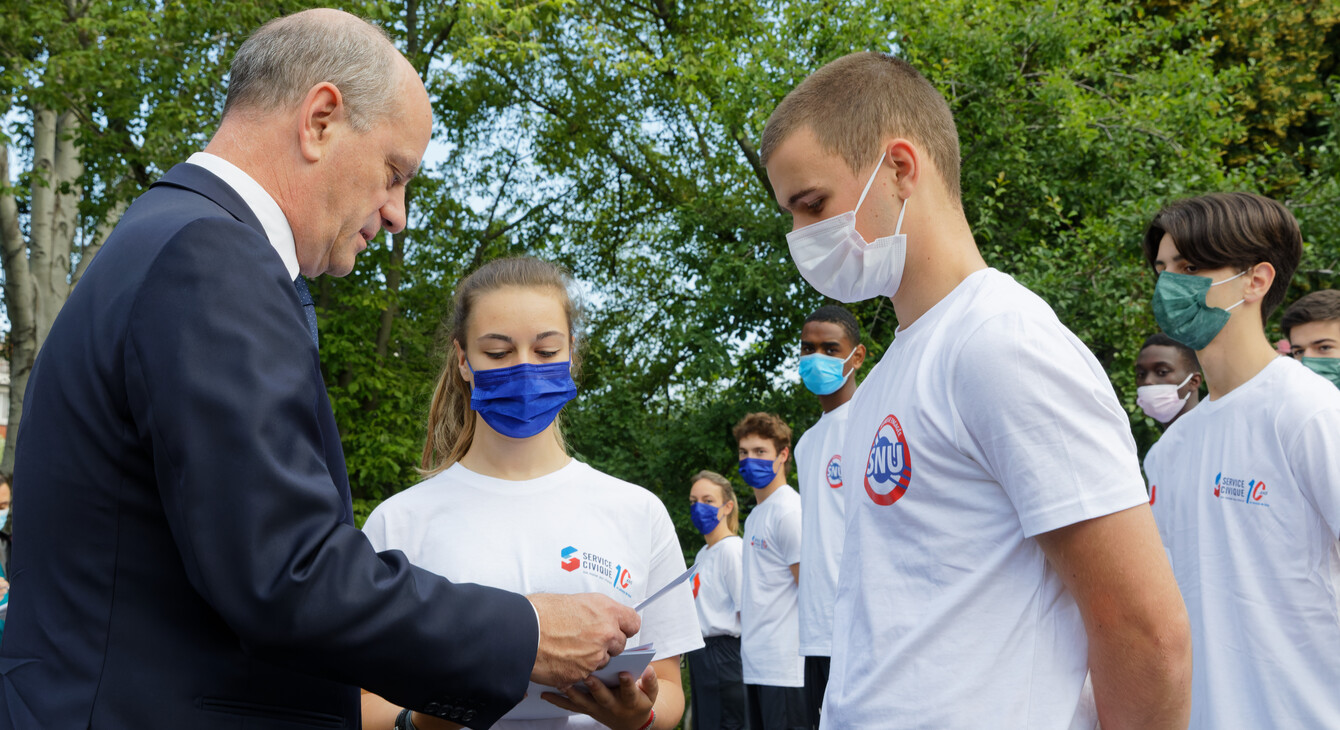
865,414,912,506
826,455,843,488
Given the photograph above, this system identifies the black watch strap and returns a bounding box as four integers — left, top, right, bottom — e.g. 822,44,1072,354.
394,708,419,730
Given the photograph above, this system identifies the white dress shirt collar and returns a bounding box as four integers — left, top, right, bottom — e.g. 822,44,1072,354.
186,152,300,280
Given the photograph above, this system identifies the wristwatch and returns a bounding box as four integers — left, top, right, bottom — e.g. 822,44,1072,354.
394,708,419,730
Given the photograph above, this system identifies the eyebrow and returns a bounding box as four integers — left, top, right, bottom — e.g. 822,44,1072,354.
1298,337,1338,347
476,331,566,345
782,186,820,212
393,154,422,182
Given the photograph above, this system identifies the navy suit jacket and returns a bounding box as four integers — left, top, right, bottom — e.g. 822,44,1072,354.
0,164,537,729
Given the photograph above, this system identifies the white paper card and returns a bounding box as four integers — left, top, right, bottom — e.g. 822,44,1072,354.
501,644,656,721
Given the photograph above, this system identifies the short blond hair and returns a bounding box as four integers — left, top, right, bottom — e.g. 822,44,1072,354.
760,52,961,202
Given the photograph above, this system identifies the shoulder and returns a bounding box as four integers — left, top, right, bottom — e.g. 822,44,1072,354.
369,470,457,521
570,461,672,518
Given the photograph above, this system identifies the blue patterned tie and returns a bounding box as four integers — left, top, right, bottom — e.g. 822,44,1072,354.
293,276,319,348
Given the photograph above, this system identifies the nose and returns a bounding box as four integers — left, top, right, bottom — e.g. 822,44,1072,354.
380,186,408,234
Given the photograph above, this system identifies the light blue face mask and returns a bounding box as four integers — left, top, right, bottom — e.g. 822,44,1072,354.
799,349,857,395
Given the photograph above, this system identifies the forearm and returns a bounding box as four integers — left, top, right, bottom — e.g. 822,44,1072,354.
651,676,684,730
1087,620,1191,729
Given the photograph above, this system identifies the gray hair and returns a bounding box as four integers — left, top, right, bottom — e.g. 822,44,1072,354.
222,10,400,132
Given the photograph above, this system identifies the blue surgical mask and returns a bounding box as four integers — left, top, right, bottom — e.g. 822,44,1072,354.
0,509,8,528
739,457,778,489
468,360,578,439
799,350,857,395
690,502,721,535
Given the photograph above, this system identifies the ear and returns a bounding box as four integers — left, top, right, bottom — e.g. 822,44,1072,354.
297,82,346,164
778,446,791,466
882,138,920,200
850,343,868,371
1243,262,1276,306
454,340,472,385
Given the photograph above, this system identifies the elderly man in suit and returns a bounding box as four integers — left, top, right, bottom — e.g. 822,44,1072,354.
0,9,637,729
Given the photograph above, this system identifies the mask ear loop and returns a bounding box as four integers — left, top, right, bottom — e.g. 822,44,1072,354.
854,154,885,212
853,153,909,236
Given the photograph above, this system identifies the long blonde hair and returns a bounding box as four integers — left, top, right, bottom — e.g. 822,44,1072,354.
420,257,583,477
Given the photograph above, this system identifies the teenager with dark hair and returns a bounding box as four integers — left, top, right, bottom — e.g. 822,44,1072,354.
1143,193,1340,729
1282,289,1340,387
794,305,865,728
1135,333,1202,427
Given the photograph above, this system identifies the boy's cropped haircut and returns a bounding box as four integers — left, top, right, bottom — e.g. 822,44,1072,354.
805,305,862,347
1141,192,1302,320
1281,289,1340,338
1141,332,1201,373
733,412,793,465
759,52,962,203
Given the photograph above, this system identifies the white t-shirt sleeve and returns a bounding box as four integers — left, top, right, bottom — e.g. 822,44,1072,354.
775,502,803,566
953,311,1148,537
361,503,390,551
1288,407,1340,541
639,499,705,661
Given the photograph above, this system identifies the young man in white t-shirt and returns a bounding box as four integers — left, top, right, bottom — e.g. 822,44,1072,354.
734,412,806,730
1282,288,1340,388
792,305,865,729
759,52,1191,729
1141,193,1340,728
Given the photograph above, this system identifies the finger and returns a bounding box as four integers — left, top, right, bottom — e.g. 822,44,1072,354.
615,603,641,638
637,665,660,704
582,675,619,708
540,691,586,714
618,670,641,704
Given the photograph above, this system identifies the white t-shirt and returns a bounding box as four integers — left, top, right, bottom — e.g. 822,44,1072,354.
1144,356,1340,729
363,460,704,729
824,269,1148,730
691,535,743,639
794,400,852,657
740,484,804,687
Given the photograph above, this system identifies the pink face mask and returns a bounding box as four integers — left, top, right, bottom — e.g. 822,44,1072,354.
1135,372,1196,424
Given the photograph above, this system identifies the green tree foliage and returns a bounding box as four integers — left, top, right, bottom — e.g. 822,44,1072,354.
348,0,1249,549
5,1,1335,557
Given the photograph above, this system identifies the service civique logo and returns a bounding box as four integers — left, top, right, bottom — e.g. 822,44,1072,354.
1213,472,1269,507
560,545,633,597
864,414,912,506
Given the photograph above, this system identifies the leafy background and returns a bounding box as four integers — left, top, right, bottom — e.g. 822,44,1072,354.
5,0,1339,558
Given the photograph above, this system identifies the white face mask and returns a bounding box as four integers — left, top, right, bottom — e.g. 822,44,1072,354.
1136,371,1197,424
785,155,908,303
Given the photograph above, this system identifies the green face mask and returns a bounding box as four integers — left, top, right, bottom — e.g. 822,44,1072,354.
1151,270,1247,351
1301,357,1340,389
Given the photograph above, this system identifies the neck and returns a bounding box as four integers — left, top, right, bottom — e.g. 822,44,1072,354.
1197,317,1278,400
890,204,986,330
704,522,734,546
459,416,571,480
204,118,301,225
753,477,787,504
817,378,856,413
